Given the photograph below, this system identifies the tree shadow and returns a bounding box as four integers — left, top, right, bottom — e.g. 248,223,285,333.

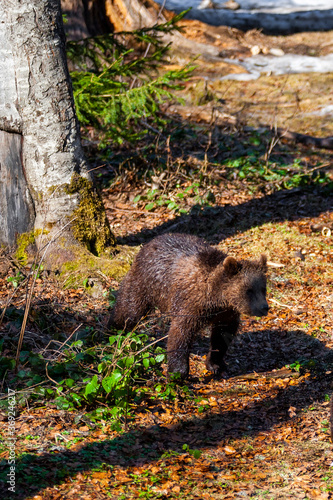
118,184,333,246
97,107,333,248
1,328,332,499
194,326,331,377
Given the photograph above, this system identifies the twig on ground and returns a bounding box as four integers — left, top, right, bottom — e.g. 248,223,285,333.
45,362,60,386
270,298,293,309
267,261,285,268
15,218,77,371
40,323,83,361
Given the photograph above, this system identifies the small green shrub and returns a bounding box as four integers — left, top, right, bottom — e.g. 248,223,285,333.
1,330,166,425
67,11,194,145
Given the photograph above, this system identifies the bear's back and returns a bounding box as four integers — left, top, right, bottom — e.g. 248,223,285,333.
132,234,225,310
147,233,209,257
137,233,223,269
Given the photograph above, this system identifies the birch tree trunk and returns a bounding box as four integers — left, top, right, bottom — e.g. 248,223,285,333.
0,0,114,266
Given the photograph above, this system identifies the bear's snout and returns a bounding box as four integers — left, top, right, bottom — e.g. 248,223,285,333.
256,302,269,316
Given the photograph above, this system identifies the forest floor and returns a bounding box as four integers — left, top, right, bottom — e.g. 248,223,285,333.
1,23,333,500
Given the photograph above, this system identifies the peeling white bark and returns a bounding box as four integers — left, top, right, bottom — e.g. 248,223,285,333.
0,28,22,133
0,0,91,245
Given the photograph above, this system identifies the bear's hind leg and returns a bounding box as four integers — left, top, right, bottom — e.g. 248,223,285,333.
108,276,150,331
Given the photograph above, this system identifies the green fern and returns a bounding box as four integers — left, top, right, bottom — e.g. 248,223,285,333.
67,11,194,144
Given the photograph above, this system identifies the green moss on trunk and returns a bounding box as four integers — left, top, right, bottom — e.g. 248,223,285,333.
65,173,115,255
15,229,46,265
60,244,137,289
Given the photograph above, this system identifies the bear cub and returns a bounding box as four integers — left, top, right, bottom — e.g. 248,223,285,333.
109,233,269,379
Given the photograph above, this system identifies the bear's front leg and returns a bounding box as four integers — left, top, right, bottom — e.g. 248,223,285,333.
206,315,239,376
167,319,195,379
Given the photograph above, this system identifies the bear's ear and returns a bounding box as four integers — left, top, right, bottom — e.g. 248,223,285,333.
259,254,267,269
223,256,239,276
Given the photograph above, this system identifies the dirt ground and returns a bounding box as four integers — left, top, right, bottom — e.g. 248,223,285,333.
180,20,333,59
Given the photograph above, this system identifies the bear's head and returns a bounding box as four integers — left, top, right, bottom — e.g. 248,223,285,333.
221,254,269,317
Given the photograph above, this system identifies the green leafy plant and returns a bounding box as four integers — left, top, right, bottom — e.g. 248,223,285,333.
321,419,330,433
288,359,316,372
134,189,183,213
223,154,330,189
182,443,202,459
53,332,166,420
194,396,210,413
6,271,24,288
133,183,213,214
1,330,166,426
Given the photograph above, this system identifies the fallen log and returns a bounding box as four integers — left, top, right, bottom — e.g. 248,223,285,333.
228,368,301,382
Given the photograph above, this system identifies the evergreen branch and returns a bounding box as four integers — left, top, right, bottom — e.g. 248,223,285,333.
67,10,194,144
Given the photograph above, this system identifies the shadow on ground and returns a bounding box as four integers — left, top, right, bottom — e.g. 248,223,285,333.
1,328,332,499
117,185,333,246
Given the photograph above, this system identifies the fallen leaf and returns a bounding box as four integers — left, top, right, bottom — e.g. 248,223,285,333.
223,446,237,454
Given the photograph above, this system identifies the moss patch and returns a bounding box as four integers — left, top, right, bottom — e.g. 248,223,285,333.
15,229,46,266
59,244,138,289
65,173,116,256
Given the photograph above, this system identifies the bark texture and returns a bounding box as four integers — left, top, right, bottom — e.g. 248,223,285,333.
0,131,35,245
104,0,168,31
61,0,115,39
0,0,114,257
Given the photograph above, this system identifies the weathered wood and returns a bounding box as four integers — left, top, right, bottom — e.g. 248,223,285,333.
104,0,168,31
107,0,221,56
0,131,34,246
277,128,333,151
73,0,221,57
61,0,91,40
61,0,167,37
61,0,115,39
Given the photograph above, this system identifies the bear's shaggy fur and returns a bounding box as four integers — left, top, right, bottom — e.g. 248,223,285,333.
109,233,269,378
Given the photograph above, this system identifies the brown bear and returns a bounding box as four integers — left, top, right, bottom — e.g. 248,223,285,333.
108,233,269,379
